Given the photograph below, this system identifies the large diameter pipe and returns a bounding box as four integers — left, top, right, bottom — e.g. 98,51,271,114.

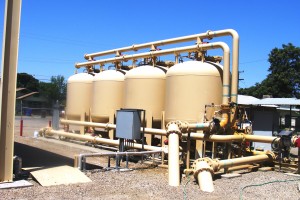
168,132,180,186
218,154,272,169
76,42,231,104
46,129,162,151
244,135,280,144
195,161,214,192
60,119,167,136
187,133,244,142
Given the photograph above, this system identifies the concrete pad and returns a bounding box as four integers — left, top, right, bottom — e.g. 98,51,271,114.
0,180,33,189
221,173,242,179
30,165,91,186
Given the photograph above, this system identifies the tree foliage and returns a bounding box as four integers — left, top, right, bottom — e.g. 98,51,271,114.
16,73,67,106
17,73,39,92
239,43,300,98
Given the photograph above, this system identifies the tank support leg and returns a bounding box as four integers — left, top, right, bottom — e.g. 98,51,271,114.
80,112,85,135
195,140,204,159
145,111,153,145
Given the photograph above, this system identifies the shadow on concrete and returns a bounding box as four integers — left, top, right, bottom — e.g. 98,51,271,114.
14,142,100,172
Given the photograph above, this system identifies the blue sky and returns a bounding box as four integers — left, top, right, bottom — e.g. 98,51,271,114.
1,0,299,88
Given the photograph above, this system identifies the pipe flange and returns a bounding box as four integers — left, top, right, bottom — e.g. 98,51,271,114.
177,121,189,133
44,127,53,135
206,30,214,40
191,158,214,177
265,150,276,160
192,157,220,172
193,166,213,178
166,121,182,136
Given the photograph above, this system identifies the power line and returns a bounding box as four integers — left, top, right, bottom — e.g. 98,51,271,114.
239,58,267,65
20,32,116,48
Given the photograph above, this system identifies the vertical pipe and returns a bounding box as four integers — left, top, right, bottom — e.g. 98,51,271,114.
20,120,23,137
48,120,52,127
168,132,180,186
186,133,191,169
230,30,239,103
207,29,239,103
0,0,22,182
221,45,230,104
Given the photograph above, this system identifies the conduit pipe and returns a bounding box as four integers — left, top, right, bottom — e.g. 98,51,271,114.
188,122,211,130
76,42,230,104
60,119,167,136
83,29,239,103
43,129,162,151
185,133,281,144
218,154,273,169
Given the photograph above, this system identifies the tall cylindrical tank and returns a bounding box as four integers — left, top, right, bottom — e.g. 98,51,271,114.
165,61,223,123
124,65,166,122
66,73,93,120
91,70,125,123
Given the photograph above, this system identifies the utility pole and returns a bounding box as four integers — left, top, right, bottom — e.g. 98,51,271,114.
0,0,22,182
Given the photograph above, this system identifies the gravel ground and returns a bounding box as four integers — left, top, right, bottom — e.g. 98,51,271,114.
0,116,299,200
1,167,300,200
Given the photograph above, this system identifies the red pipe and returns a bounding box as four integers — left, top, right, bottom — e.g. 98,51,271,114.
49,120,52,127
20,119,23,136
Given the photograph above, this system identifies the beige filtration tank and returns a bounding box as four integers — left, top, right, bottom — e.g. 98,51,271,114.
91,70,125,123
66,73,93,120
165,61,223,123
124,65,166,122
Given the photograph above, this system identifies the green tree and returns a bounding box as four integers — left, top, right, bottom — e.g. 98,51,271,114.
39,75,67,106
17,73,39,92
239,43,300,98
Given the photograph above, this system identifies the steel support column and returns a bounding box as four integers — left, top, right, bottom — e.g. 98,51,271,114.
0,0,22,182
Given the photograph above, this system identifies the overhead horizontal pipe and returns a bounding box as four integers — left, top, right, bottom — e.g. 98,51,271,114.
76,42,230,104
185,133,281,144
83,29,239,103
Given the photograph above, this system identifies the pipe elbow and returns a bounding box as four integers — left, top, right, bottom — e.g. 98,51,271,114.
265,150,276,161
226,29,239,40
75,62,81,69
